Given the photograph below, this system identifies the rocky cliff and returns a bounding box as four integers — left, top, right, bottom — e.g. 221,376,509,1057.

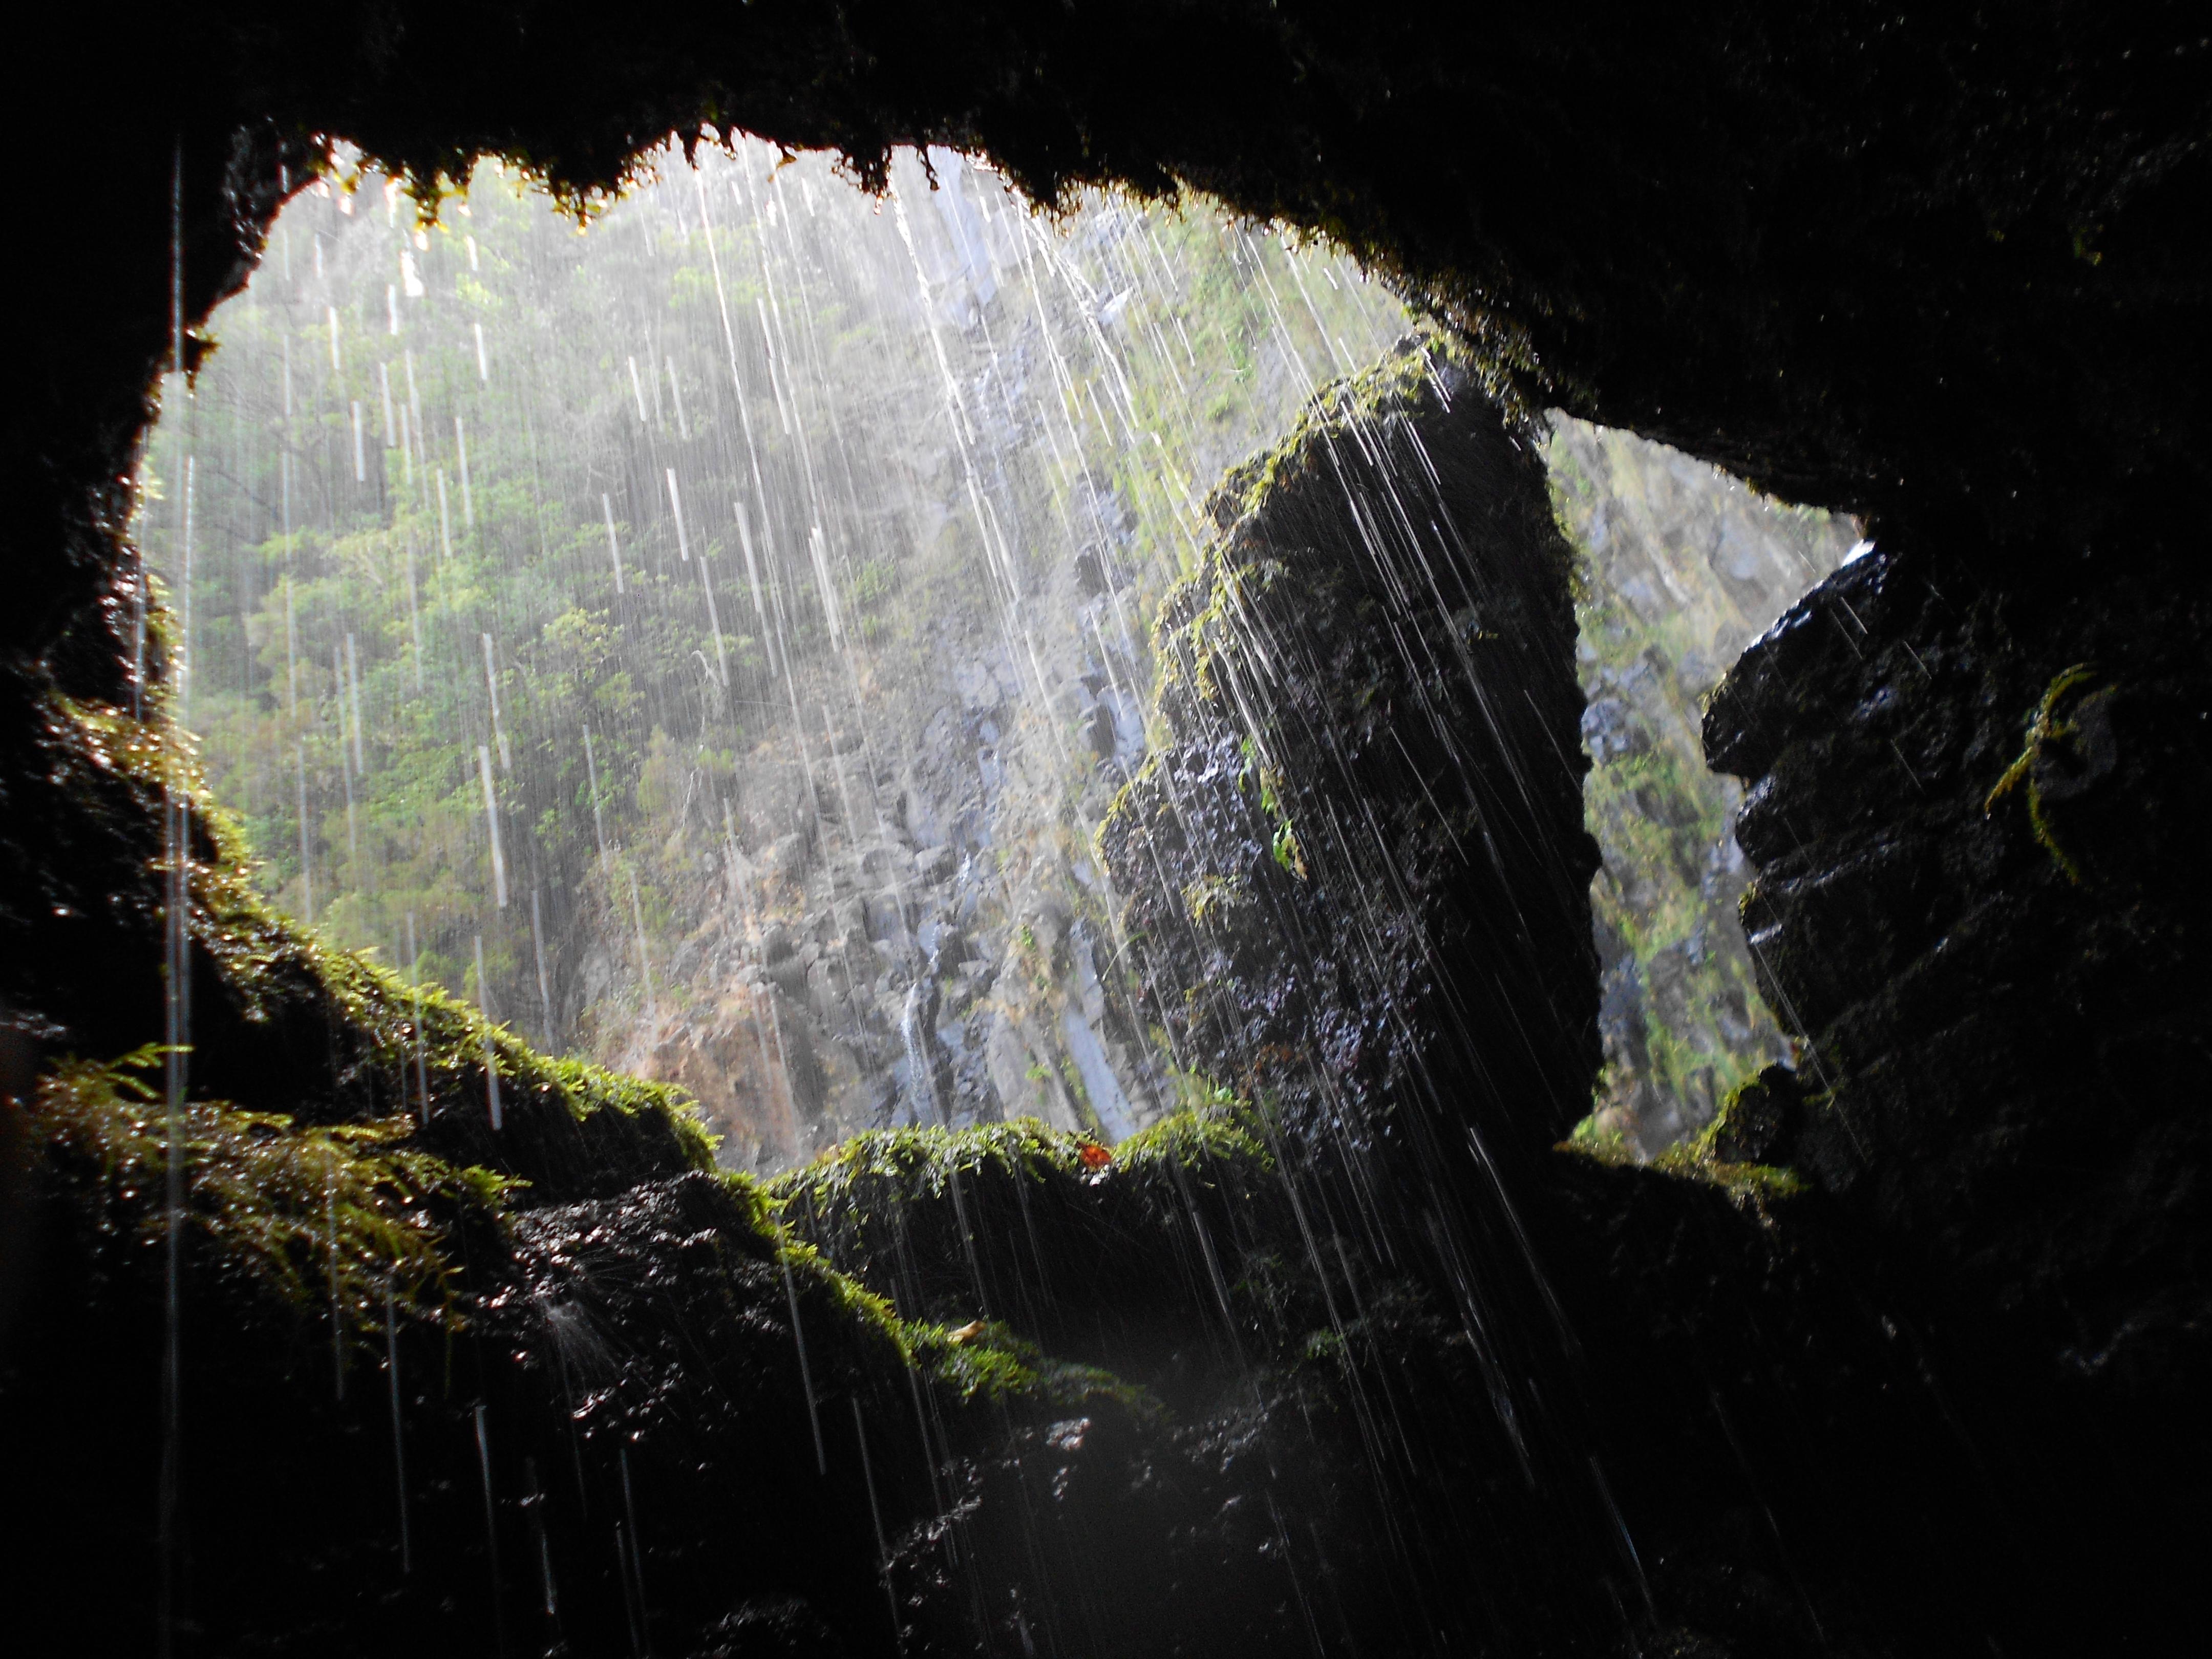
608,467,1175,1171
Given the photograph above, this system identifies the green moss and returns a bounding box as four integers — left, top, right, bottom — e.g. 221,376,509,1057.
1985,662,2109,885
761,1103,1296,1428
766,1136,1166,1415
906,1318,1154,1414
1560,1080,1806,1214
783,1116,1101,1201
1181,873,1250,930
1657,1147,1806,1210
1117,1101,1269,1168
1659,1082,1807,1209
52,682,719,1264
1564,1111,1637,1164
31,1044,517,1333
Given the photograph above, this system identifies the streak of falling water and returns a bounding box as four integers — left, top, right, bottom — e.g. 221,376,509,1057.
386,1282,412,1574
584,725,611,875
616,1519,646,1657
338,660,359,865
475,1403,508,1657
327,1178,345,1398
457,415,475,528
524,1456,559,1627
900,980,942,1128
619,1446,652,1655
853,1397,901,1642
603,493,626,593
407,910,429,1124
157,142,187,1656
479,743,508,908
626,865,656,1027
475,933,504,1130
345,632,366,773
483,633,511,771
295,740,313,920
530,888,554,1044
781,1252,827,1476
403,532,424,689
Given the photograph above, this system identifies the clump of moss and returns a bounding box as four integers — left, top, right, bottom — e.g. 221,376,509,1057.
31,1043,520,1333
767,1181,1153,1418
1563,1064,1809,1216
786,1108,1267,1213
1564,1110,1638,1164
1182,872,1253,930
906,1317,1154,1414
773,1105,1283,1372
1984,662,2115,886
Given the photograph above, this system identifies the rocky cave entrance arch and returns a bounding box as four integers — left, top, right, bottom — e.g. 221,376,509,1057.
7,10,2206,1656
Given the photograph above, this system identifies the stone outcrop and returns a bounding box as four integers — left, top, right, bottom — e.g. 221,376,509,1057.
1100,343,1598,1161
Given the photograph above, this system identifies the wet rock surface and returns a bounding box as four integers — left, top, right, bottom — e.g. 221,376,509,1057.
6,376,2208,1658
1701,543,2212,1497
1100,344,1599,1160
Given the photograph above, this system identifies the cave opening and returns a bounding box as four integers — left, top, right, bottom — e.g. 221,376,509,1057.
138,141,1845,1182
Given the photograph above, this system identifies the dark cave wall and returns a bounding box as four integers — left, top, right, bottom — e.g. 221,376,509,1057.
1077,342,2212,1654
1700,542,2212,1587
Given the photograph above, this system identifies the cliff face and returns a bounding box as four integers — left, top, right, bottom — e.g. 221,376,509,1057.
518,161,1419,1173
620,477,1174,1168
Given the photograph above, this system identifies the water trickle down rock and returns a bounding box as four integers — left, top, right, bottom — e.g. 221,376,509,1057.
625,458,1174,1172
